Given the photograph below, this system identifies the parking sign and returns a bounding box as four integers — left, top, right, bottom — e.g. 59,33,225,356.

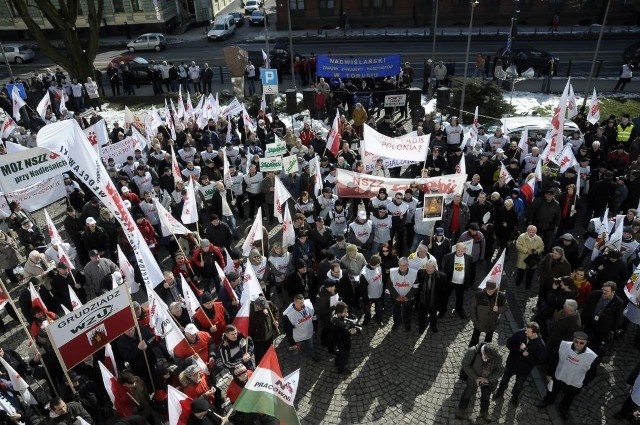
261,68,279,94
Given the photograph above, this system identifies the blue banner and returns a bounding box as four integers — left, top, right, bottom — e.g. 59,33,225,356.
316,55,401,79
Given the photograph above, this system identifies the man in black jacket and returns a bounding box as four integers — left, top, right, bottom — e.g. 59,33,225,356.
527,189,561,253
581,281,624,356
442,243,473,319
494,322,546,406
416,259,447,333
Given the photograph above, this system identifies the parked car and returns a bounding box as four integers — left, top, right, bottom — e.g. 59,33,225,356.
485,116,582,139
207,15,236,41
623,41,640,67
1,44,35,64
248,9,268,26
228,12,245,27
126,33,166,52
498,47,559,76
244,0,262,14
109,55,153,84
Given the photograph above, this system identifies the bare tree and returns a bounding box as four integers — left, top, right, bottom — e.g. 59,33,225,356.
10,0,104,82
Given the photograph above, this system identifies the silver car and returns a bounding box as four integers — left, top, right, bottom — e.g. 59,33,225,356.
126,33,167,52
1,44,35,64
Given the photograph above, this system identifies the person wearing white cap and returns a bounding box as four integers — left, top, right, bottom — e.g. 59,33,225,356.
173,323,216,370
82,216,110,259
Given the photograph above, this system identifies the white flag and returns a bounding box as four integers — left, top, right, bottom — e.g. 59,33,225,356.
223,152,233,189
499,163,513,184
0,357,38,405
180,274,200,319
181,178,199,225
517,128,529,153
0,116,16,139
68,286,82,310
586,87,600,125
282,203,296,248
170,145,183,186
11,85,26,121
566,83,578,119
274,176,292,223
155,199,191,236
544,79,569,163
558,144,578,173
44,208,62,242
177,86,185,119
260,93,267,112
117,245,139,293
36,92,51,120
309,156,323,197
242,207,263,256
478,249,506,289
146,284,184,355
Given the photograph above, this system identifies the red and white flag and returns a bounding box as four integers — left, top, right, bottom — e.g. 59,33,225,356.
534,158,543,182
544,79,569,163
104,342,118,377
241,207,263,256
455,154,466,175
36,92,51,120
216,261,239,305
168,385,192,425
44,208,62,242
0,356,38,405
30,282,50,315
233,262,267,335
282,203,296,248
11,85,26,121
326,109,342,156
185,92,194,122
57,88,69,117
464,106,479,151
521,177,536,203
586,87,600,125
181,177,199,225
164,100,176,140
177,86,185,119
1,116,16,139
57,244,75,270
274,175,292,223
478,249,506,289
499,163,513,184
180,274,200,319
99,361,134,417
309,156,323,197
558,144,578,173
170,145,183,186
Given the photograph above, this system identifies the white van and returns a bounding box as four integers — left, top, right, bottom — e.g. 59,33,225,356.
488,116,582,138
207,15,236,41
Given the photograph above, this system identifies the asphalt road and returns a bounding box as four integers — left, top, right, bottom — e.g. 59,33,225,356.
0,30,632,82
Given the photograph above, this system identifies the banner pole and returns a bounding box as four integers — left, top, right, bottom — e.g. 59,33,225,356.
125,287,156,393
169,230,202,296
0,279,60,397
44,326,77,395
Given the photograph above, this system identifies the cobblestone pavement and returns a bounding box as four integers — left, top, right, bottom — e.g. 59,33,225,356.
1,199,637,425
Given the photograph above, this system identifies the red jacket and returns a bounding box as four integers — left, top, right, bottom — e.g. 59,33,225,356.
193,302,228,347
192,245,225,269
173,331,213,363
299,129,315,147
136,218,157,251
182,375,218,406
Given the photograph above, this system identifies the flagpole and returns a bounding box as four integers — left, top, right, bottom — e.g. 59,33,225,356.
0,279,60,397
125,288,156,393
169,230,202,295
44,326,78,396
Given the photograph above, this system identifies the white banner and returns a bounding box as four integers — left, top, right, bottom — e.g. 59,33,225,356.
384,94,406,107
0,176,66,217
100,137,139,165
362,124,430,162
0,147,69,193
265,141,288,158
335,169,467,199
37,121,164,288
259,157,283,173
361,148,418,172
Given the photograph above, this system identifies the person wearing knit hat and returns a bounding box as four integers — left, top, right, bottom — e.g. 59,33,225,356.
217,270,242,321
284,256,319,302
192,291,229,348
225,363,255,414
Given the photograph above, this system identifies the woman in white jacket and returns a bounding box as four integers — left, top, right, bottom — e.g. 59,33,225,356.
84,77,102,111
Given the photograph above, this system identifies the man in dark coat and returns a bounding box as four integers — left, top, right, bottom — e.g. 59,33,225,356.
469,280,509,347
536,246,571,308
580,281,624,356
545,299,582,361
316,278,338,354
442,242,473,319
284,259,318,302
494,322,546,406
527,189,562,252
416,258,447,333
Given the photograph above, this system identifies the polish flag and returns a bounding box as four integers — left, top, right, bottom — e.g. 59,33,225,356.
180,274,200,319
520,177,536,203
181,177,199,225
0,115,16,139
0,357,38,405
586,87,600,125
104,342,118,377
168,385,192,425
99,361,134,417
118,245,139,293
233,263,264,335
478,249,506,289
29,282,50,315
326,109,342,156
455,154,466,175
58,245,75,270
216,261,239,305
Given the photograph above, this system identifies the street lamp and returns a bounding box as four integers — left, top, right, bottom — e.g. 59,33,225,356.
582,0,610,110
278,1,296,90
458,0,478,119
263,5,270,68
428,0,439,99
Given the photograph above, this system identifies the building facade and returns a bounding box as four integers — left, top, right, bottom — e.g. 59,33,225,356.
276,0,633,32
0,0,234,39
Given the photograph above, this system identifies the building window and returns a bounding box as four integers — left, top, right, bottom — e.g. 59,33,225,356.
131,0,142,12
289,0,304,10
319,0,334,8
113,0,125,13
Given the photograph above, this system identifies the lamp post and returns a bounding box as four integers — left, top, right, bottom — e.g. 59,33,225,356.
458,0,478,119
581,0,610,111
263,5,269,68
286,1,295,90
428,0,439,99
0,42,14,81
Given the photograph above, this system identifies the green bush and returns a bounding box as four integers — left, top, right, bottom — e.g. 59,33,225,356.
449,79,515,124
